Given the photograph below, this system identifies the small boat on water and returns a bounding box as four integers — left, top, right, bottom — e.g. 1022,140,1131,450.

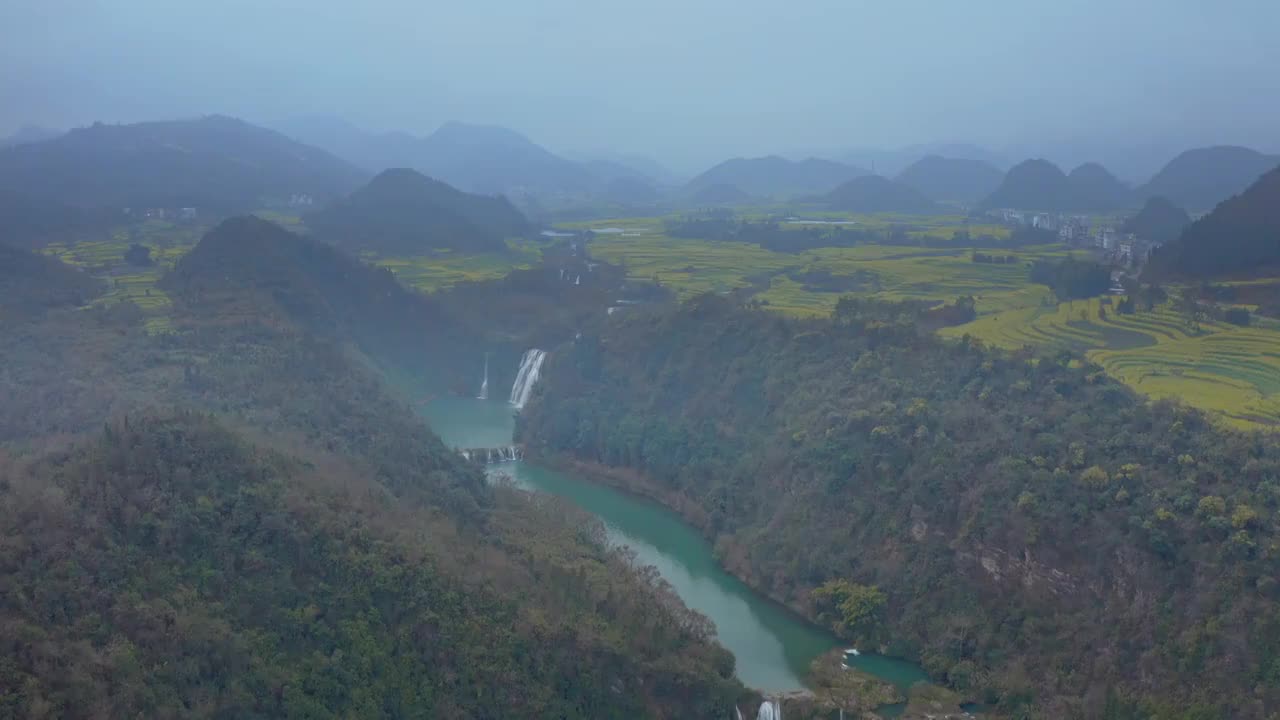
846,647,860,656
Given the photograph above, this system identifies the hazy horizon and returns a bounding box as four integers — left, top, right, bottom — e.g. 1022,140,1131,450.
3,0,1278,174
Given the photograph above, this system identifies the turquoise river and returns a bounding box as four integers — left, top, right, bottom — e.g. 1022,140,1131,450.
420,394,930,695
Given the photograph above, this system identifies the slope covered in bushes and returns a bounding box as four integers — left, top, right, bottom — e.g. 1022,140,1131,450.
519,295,1280,718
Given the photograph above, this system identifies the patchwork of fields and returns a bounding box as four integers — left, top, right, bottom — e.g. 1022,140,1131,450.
33,210,1280,430
364,241,540,293
42,222,202,333
568,215,1280,429
940,299,1280,428
575,217,1065,317
39,219,540,333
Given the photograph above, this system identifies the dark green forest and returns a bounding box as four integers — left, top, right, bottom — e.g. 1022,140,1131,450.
0,220,745,718
519,295,1280,719
1149,164,1280,279
1029,257,1112,299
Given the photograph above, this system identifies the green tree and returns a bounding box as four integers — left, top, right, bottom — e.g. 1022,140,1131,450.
812,580,887,643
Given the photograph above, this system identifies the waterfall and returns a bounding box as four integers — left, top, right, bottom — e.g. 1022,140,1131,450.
734,707,744,720
575,274,581,285
461,446,522,463
477,354,489,400
757,700,781,720
485,446,521,463
509,349,547,409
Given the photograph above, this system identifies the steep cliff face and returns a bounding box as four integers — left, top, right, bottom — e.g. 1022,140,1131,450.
519,296,1280,718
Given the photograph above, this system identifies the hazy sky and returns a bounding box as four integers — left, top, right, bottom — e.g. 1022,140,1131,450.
2,0,1278,170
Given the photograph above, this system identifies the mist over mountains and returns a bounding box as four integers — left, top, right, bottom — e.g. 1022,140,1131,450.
1,112,1275,225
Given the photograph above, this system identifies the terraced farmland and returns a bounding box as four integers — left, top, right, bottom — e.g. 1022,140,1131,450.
42,227,197,333
941,299,1280,428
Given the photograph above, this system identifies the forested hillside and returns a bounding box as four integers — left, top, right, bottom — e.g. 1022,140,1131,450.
1121,196,1191,245
519,295,1280,718
979,159,1131,212
894,155,1003,204
1147,165,1280,278
0,225,746,718
306,168,529,255
1137,146,1278,211
0,242,105,315
162,215,481,383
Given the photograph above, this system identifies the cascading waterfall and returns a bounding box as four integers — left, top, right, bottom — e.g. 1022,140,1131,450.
457,446,522,464
477,354,489,400
734,707,745,720
756,700,781,720
486,446,521,463
509,349,547,409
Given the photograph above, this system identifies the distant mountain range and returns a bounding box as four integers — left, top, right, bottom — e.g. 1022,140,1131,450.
1149,164,1280,278
830,143,1008,177
0,115,366,213
276,116,640,198
568,151,678,186
1136,146,1279,211
824,175,943,214
306,168,529,255
978,158,1132,212
684,156,869,199
975,146,1279,214
894,155,1004,204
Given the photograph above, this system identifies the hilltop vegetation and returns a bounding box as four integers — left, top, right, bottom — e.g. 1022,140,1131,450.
0,222,747,718
1137,146,1279,211
306,168,529,255
895,155,1004,204
519,295,1280,718
280,117,595,196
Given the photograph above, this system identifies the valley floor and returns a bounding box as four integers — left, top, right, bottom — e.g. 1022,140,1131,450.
41,211,1280,431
